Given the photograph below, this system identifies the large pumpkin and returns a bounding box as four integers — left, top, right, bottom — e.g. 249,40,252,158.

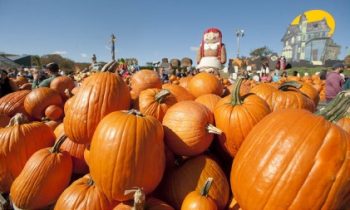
64,72,130,144
188,72,223,97
54,174,116,210
231,109,350,209
162,83,195,101
0,114,55,192
337,116,350,133
179,76,193,90
89,110,165,201
130,70,162,100
160,155,229,210
138,88,177,122
50,76,75,100
24,87,63,120
214,79,271,157
0,90,30,117
0,114,10,127
298,81,320,106
163,101,221,156
195,94,221,113
10,136,72,209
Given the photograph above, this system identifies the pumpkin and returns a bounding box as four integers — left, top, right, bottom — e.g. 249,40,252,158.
64,72,130,144
44,120,62,131
10,136,72,209
89,110,165,201
179,76,193,90
13,76,28,87
50,76,75,100
214,79,271,157
188,72,223,97
228,197,241,210
297,82,320,106
54,123,88,174
130,70,162,100
160,155,229,210
45,104,64,121
138,88,177,122
83,146,90,167
19,83,32,90
24,87,63,120
114,188,174,210
0,90,30,117
54,174,116,210
0,114,10,127
163,101,221,156
181,178,218,210
0,114,55,192
231,109,350,209
195,94,221,113
162,84,195,101
250,82,315,112
337,116,350,133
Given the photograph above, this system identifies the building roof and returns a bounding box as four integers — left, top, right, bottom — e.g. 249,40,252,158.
0,56,21,69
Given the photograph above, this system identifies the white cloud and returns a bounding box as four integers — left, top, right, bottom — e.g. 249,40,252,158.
52,51,67,55
190,46,199,51
80,53,87,58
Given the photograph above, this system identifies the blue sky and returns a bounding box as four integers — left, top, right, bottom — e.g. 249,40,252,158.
1,0,349,65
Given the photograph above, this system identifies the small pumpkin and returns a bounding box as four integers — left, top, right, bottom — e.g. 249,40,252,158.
114,188,174,210
138,88,177,122
163,101,222,156
24,87,63,120
50,76,75,100
89,110,165,201
179,76,193,90
0,113,55,192
45,104,64,121
188,72,223,97
337,115,350,133
10,136,72,209
181,178,218,210
54,174,116,210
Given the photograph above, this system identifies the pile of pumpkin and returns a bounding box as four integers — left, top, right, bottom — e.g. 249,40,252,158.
1,69,350,210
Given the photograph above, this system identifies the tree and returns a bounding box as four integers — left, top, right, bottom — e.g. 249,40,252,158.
344,55,350,68
250,46,274,58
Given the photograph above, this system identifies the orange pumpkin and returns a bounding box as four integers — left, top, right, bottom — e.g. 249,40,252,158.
44,120,62,131
50,76,75,100
337,116,350,133
163,101,221,156
0,90,30,117
195,94,221,113
10,136,72,209
179,76,193,90
13,76,28,87
0,114,55,192
114,188,174,210
64,72,130,144
231,109,350,209
138,88,177,122
24,87,63,120
130,70,162,100
89,110,165,201
45,104,64,121
214,79,271,157
188,72,223,97
162,83,195,101
160,155,229,210
55,174,116,210
181,178,218,210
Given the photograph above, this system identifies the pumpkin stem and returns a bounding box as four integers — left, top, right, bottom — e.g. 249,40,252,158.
230,78,244,105
316,90,350,122
126,109,144,117
7,113,29,127
155,89,171,103
124,188,146,210
87,175,95,186
50,135,67,153
200,177,214,197
206,124,222,135
0,194,7,206
278,81,302,91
